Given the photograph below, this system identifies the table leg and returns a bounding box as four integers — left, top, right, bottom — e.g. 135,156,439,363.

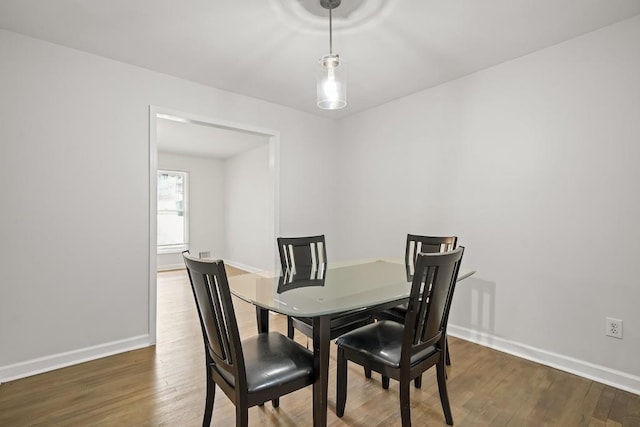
256,307,269,333
312,316,330,427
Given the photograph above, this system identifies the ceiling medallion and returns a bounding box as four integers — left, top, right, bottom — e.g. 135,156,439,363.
270,0,395,33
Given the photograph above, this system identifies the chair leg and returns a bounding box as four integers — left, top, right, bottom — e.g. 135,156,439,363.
399,380,412,427
414,375,422,388
336,347,347,417
382,375,390,389
203,374,215,427
436,360,454,425
236,405,249,427
445,336,452,366
272,398,279,408
364,367,372,378
287,316,294,339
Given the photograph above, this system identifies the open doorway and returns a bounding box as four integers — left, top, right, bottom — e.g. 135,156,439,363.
148,106,280,344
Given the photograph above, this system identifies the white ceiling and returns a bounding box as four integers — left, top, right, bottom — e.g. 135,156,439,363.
157,116,268,159
1,0,639,119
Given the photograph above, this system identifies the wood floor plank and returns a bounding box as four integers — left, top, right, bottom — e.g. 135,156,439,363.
594,386,618,422
1,268,639,426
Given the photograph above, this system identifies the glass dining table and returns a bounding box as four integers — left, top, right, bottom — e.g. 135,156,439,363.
228,258,475,427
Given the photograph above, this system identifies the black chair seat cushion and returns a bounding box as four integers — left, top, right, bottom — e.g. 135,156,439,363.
335,321,437,368
218,332,314,393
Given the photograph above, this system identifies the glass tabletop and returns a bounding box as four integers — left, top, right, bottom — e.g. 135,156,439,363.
228,259,474,317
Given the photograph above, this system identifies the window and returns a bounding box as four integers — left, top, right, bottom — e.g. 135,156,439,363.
157,170,188,253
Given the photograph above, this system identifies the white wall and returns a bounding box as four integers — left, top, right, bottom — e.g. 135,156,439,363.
334,16,640,391
0,29,337,380
157,152,225,270
2,15,638,392
225,145,273,271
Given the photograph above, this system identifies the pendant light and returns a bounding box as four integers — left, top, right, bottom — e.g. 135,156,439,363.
317,0,346,110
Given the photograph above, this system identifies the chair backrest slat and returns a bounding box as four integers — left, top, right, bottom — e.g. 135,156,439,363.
208,273,232,364
277,235,327,274
405,234,457,279
403,247,464,357
183,252,245,387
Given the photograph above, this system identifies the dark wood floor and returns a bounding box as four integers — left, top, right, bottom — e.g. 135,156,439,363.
1,268,638,426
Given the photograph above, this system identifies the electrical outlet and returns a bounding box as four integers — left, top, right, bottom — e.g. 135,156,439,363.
606,317,623,339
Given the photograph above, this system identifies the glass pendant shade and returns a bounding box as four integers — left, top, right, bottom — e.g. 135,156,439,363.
317,54,346,110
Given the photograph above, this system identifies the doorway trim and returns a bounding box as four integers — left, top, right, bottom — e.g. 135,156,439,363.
148,105,280,344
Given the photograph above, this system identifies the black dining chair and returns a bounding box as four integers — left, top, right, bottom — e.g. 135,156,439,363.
375,234,458,389
376,235,458,324
277,235,328,338
182,252,315,427
335,247,465,427
277,235,374,341
277,235,375,379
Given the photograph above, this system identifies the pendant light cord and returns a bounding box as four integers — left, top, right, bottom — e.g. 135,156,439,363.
329,6,333,55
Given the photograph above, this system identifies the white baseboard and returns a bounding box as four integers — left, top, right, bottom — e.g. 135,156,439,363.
223,259,262,274
448,324,640,395
157,263,184,271
158,259,261,274
0,334,151,384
